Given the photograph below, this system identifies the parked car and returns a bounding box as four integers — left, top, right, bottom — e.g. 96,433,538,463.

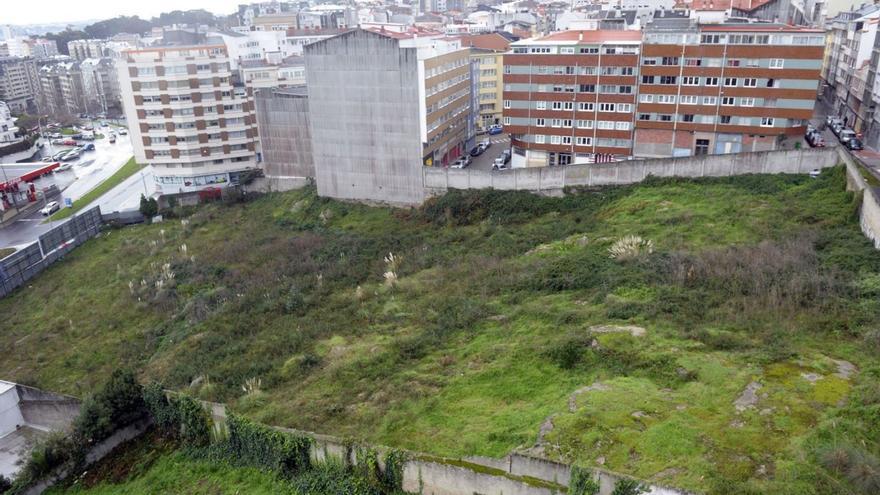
470,145,485,157
806,131,825,148
61,139,76,146
118,128,128,135
52,150,70,161
61,150,81,161
450,155,472,169
81,143,95,151
488,124,503,135
108,134,116,143
838,129,857,144
826,116,844,128
55,162,73,172
40,201,60,216
846,138,864,150
492,150,511,169
805,124,816,135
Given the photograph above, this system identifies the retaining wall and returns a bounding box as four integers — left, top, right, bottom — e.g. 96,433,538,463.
838,148,880,249
424,148,839,195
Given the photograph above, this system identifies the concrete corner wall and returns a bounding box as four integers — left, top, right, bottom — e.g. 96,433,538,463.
838,148,880,249
254,88,315,180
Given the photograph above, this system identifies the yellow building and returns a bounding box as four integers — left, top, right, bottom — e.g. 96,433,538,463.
460,33,511,133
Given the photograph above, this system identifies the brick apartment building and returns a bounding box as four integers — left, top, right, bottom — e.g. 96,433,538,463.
502,24,825,167
118,43,261,196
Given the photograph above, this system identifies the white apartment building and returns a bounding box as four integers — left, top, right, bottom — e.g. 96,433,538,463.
0,101,18,143
118,44,261,196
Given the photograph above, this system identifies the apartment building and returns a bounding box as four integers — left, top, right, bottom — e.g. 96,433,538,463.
67,39,105,61
39,62,88,116
635,24,824,156
460,33,510,132
118,44,261,196
0,57,40,114
503,30,642,167
80,58,122,115
502,24,824,166
304,28,471,204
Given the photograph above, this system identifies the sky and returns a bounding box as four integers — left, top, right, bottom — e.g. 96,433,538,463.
5,0,245,26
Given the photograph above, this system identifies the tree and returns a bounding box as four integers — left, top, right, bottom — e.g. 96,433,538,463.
139,195,158,218
611,478,648,495
84,16,152,38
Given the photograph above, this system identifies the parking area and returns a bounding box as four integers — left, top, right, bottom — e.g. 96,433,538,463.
469,133,510,171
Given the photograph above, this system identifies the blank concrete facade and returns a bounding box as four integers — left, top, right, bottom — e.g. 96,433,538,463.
255,86,314,179
305,29,427,204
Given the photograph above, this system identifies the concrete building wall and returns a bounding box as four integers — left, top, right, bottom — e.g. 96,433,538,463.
255,87,314,179
0,386,24,439
305,30,426,205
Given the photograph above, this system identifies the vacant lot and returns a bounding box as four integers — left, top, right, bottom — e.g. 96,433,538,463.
3,168,879,494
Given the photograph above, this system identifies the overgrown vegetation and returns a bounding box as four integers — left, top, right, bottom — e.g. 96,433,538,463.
2,167,879,493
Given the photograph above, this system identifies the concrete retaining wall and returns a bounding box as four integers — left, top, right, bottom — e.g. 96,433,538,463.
837,148,880,249
424,148,839,195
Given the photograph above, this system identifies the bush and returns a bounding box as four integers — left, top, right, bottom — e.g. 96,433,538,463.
546,334,593,370
139,194,158,218
570,465,600,495
143,383,212,447
819,444,880,494
75,369,146,444
225,414,312,477
611,478,648,495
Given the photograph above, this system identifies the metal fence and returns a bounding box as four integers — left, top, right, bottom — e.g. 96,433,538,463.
0,206,102,298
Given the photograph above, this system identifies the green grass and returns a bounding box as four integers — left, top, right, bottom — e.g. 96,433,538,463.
0,247,14,259
5,167,880,494
48,156,139,221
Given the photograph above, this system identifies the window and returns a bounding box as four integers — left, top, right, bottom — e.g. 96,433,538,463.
743,78,757,87
562,119,572,128
580,47,599,54
639,113,651,121
617,103,632,112
503,116,511,125
599,85,617,94
552,101,563,110
639,94,654,103
615,121,631,130
680,95,698,105
618,86,632,94
551,119,562,127
684,58,702,66
536,118,545,127
702,96,717,105
741,97,755,107
660,75,677,85
579,84,595,93
536,101,547,110
705,77,719,86
657,94,676,104
726,59,741,67
761,117,774,127
534,135,546,144
661,57,680,66
720,115,732,124
577,119,593,129
599,103,616,112
578,102,594,111
695,139,709,155
642,75,656,84
701,34,722,44
766,78,777,88
682,76,699,86
642,57,658,65
597,121,615,130
560,47,575,54
722,97,735,106
659,114,673,121
724,77,738,87
550,135,561,144
576,137,592,146
620,67,634,75
562,136,572,145
681,114,695,122
503,100,511,109
769,59,784,69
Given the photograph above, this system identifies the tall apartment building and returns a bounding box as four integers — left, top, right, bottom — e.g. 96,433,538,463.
118,43,261,196
502,25,824,166
460,33,511,132
503,30,641,167
67,39,105,61
0,57,40,114
305,28,471,204
39,62,88,116
635,24,824,156
81,58,122,115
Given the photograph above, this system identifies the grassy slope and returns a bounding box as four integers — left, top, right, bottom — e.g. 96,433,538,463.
3,168,880,494
49,156,138,221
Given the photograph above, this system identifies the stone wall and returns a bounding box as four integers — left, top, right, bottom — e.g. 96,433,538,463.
837,148,880,249
424,147,839,195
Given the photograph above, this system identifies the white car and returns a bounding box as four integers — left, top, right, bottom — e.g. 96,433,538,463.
118,128,128,135
450,156,472,169
55,162,73,172
41,201,60,216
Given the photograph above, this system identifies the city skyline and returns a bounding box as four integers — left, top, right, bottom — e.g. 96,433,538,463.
4,0,243,26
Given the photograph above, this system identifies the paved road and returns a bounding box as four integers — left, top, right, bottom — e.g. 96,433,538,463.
469,134,510,171
0,129,134,249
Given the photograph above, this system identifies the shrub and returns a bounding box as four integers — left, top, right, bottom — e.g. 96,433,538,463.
819,444,880,494
143,383,212,447
546,335,593,370
225,414,312,477
569,465,600,495
611,477,648,495
608,236,654,261
12,432,80,491
75,369,146,444
139,194,158,218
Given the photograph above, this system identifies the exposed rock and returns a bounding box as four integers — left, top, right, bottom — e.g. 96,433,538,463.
569,382,609,412
801,372,823,383
631,410,648,419
730,419,745,428
833,359,857,379
535,415,555,446
675,404,687,411
589,324,646,337
734,381,763,412
596,456,606,465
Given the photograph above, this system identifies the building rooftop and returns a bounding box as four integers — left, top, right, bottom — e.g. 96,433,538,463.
285,27,351,37
457,32,511,51
700,23,824,32
519,30,642,44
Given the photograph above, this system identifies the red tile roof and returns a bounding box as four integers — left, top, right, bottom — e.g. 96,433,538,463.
457,33,511,51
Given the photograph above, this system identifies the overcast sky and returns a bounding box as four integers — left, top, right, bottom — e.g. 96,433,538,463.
6,0,244,26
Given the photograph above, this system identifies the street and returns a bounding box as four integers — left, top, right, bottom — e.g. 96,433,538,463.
468,133,510,171
0,129,134,249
